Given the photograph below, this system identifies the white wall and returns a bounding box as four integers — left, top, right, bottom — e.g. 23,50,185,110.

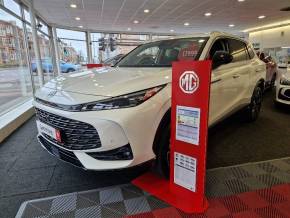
249,25,290,50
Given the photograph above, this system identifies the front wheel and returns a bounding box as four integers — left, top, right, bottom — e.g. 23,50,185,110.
245,86,263,122
155,124,170,178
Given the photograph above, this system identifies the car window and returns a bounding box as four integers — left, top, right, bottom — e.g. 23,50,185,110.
228,39,248,62
117,37,208,67
247,45,256,59
209,39,228,59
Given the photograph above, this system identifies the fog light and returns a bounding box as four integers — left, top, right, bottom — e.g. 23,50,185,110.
88,144,133,161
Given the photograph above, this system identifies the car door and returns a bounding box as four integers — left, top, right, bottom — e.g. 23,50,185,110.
226,38,251,109
208,38,235,125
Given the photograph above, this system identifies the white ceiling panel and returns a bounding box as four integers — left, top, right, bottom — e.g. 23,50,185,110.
30,0,290,34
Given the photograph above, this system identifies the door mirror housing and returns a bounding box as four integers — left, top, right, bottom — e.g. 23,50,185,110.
212,51,233,69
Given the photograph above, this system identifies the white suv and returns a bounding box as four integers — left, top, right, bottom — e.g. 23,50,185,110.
34,32,266,176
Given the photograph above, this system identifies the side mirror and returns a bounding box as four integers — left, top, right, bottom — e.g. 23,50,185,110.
212,51,233,69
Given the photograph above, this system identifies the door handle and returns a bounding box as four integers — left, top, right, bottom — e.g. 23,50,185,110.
255,69,263,72
233,74,240,79
211,78,222,84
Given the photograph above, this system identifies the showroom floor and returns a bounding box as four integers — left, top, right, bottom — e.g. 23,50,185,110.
0,90,289,218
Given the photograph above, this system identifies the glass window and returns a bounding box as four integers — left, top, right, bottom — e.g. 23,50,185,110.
37,32,53,82
56,28,87,70
56,28,85,40
117,37,208,67
0,9,33,116
247,45,256,59
58,38,87,67
3,0,21,16
228,39,248,62
24,9,31,23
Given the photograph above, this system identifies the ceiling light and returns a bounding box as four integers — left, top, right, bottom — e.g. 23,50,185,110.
144,9,150,13
170,29,174,32
204,12,212,17
78,25,83,28
184,22,190,26
127,27,131,31
258,15,266,19
70,4,77,8
133,20,139,24
75,17,80,21
229,24,235,27
238,0,245,2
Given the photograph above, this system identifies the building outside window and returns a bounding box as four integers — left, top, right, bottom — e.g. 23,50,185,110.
0,8,33,116
56,28,87,71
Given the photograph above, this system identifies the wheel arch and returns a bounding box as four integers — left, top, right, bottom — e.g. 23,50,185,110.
152,108,171,155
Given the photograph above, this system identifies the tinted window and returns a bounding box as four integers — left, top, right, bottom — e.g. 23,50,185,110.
228,39,248,62
209,39,228,59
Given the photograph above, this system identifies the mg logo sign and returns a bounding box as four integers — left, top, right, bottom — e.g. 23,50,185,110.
179,71,199,94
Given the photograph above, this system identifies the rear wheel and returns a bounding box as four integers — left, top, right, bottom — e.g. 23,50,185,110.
270,73,276,90
245,86,263,122
67,68,75,73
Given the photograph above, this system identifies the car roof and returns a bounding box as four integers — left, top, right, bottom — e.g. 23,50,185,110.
152,31,247,44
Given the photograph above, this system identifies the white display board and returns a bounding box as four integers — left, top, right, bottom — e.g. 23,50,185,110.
174,152,197,192
176,105,200,145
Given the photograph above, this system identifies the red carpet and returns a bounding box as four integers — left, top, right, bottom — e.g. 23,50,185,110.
124,183,290,218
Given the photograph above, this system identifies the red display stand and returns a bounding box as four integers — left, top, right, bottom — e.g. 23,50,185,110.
133,60,212,213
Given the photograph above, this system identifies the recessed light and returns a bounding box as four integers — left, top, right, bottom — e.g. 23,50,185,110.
133,20,139,24
238,0,245,2
70,4,77,8
170,29,174,32
184,22,190,26
258,15,266,19
144,9,150,13
127,27,131,31
204,12,212,17
75,17,80,21
78,25,83,28
229,24,235,27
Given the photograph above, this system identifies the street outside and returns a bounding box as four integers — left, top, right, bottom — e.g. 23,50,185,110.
0,67,52,115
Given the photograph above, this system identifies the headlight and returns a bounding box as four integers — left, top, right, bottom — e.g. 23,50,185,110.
280,77,290,86
81,84,166,111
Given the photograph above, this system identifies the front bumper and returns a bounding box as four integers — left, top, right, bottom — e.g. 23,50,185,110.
276,85,290,105
38,135,134,170
33,94,164,170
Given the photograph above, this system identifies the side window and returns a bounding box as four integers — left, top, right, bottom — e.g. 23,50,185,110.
209,39,227,59
247,45,256,59
228,39,248,62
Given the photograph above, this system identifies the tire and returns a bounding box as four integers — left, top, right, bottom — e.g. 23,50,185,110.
245,86,263,122
67,68,75,73
155,124,171,178
269,73,276,90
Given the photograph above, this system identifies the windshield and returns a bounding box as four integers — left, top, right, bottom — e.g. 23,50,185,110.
117,37,208,67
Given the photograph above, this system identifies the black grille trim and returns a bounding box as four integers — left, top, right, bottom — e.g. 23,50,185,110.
38,135,84,168
35,108,102,150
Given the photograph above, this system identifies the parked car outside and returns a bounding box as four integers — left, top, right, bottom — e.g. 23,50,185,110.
275,65,290,107
31,59,81,73
34,32,266,177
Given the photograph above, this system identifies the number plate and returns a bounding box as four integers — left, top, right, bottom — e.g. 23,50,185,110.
37,120,61,142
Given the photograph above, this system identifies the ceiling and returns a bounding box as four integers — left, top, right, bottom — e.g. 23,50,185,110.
30,0,290,34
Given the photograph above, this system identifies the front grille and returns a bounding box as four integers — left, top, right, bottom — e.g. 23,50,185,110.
38,135,84,168
35,108,101,150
